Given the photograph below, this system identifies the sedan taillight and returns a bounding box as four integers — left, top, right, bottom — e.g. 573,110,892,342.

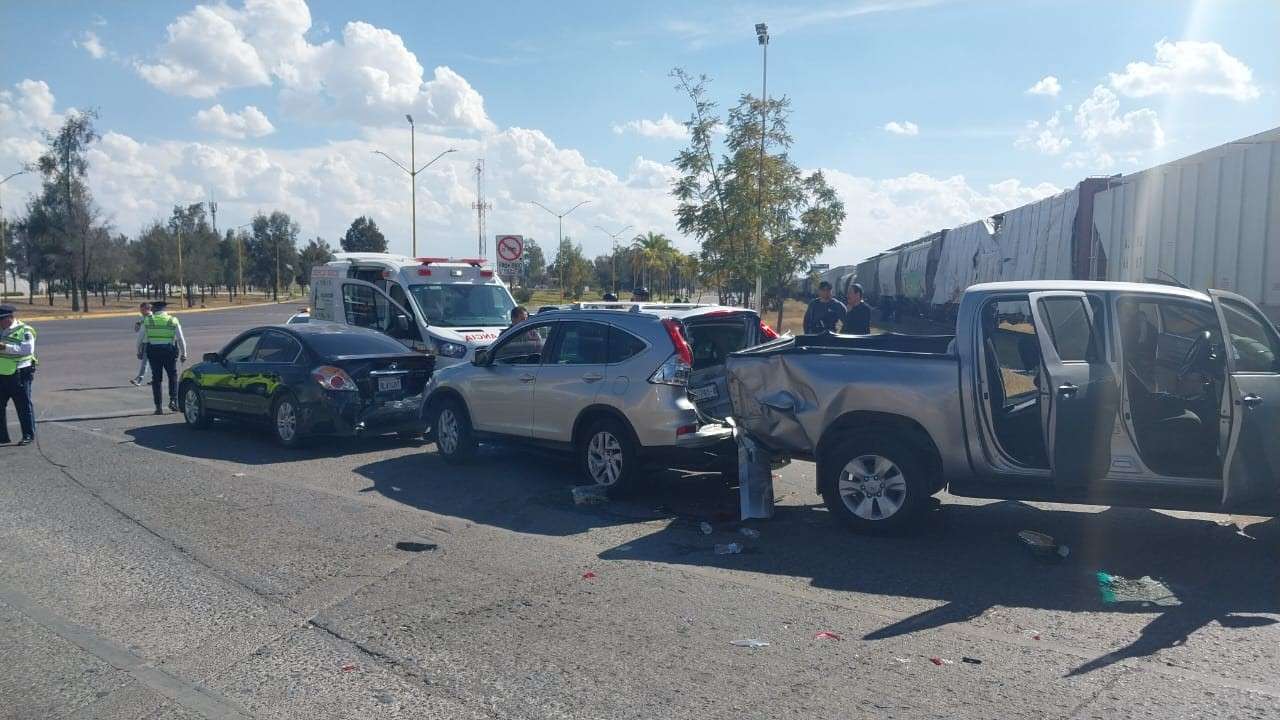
312,365,357,391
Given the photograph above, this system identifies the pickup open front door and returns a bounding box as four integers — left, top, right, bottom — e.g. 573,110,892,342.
1027,291,1119,485
1210,290,1280,510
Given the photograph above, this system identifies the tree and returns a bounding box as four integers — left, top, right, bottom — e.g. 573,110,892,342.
168,203,219,306
548,236,592,299
248,211,300,301
671,67,844,317
24,110,102,311
522,238,546,287
297,237,335,287
341,216,387,253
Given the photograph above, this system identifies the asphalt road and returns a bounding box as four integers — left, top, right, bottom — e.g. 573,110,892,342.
2,305,1277,719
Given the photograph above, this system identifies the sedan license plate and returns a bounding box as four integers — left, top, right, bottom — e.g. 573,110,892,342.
377,376,402,393
688,384,718,402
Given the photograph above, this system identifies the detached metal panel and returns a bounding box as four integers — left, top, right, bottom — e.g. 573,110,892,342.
931,219,997,305
1092,128,1279,314
995,187,1078,282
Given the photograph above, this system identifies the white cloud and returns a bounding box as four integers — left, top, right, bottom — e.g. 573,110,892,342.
1015,111,1071,156
136,0,494,132
819,169,1060,262
1109,39,1260,101
0,80,64,183
1074,85,1163,149
75,31,106,60
612,114,689,140
193,104,276,139
1025,75,1061,97
883,120,919,136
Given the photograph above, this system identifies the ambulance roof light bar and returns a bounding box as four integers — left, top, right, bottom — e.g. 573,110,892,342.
415,257,488,267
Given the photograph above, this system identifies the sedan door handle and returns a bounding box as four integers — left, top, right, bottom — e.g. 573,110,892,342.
582,372,604,383
519,373,535,383
1057,383,1079,398
1242,393,1263,409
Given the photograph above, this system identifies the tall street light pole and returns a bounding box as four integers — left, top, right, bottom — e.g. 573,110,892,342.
754,22,769,312
373,115,456,257
594,224,632,294
530,200,591,299
0,169,30,298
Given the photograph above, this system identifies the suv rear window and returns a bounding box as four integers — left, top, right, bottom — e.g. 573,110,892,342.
684,318,750,371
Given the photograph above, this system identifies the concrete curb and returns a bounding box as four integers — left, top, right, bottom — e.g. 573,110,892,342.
16,299,299,323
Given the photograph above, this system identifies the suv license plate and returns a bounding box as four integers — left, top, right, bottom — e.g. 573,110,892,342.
377,376,402,393
688,384,718,402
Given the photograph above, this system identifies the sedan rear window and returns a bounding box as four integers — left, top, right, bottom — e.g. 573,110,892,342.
304,330,412,357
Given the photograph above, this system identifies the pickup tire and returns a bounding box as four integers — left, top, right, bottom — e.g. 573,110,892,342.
819,432,930,533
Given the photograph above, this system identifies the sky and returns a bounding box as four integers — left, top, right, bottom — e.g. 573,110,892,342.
1,0,1276,265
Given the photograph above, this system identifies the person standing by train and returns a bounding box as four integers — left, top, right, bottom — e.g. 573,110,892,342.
841,283,873,334
803,281,846,334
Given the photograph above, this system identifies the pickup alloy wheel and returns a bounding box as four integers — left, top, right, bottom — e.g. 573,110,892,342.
838,454,908,521
820,433,928,533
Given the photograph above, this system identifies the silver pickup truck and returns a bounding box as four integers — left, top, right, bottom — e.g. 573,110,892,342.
727,281,1280,532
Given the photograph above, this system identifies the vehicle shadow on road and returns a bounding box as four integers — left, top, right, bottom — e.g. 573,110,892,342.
352,443,1278,679
124,421,418,464
603,497,1278,678
354,445,740,538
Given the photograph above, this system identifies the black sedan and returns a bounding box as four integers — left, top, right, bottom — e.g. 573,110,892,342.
178,323,435,446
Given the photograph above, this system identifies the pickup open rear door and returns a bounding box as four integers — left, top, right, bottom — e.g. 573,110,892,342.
1210,289,1280,510
1028,291,1119,486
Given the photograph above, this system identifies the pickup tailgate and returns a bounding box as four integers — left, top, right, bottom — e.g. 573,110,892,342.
725,336,819,454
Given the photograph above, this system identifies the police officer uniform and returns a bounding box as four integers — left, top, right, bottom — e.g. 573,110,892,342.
0,304,36,445
136,301,187,414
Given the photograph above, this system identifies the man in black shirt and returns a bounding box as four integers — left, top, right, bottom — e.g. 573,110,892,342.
842,282,873,334
803,281,846,334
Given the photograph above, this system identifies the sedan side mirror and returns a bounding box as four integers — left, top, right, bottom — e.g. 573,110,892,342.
472,347,490,366
203,352,223,364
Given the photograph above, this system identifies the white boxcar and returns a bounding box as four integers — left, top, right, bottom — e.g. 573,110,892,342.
1093,127,1280,316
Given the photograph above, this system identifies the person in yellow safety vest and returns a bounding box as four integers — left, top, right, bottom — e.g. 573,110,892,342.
0,304,37,445
136,301,187,414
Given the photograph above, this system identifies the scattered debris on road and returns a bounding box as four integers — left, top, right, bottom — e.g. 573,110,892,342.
813,631,841,641
962,657,982,665
929,657,954,666
582,571,597,580
571,485,608,506
1096,571,1180,606
1016,529,1070,561
739,527,760,539
700,521,713,535
341,664,357,672
714,542,742,555
232,472,245,477
394,541,437,553
730,639,769,649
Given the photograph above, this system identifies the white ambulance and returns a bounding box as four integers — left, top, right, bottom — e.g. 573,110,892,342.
308,253,517,368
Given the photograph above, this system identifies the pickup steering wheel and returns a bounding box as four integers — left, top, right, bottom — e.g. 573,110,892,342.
1177,330,1215,382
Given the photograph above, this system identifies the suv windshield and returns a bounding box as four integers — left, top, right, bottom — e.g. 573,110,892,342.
408,283,515,328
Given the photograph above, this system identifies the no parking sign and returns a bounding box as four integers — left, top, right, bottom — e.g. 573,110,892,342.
496,235,524,278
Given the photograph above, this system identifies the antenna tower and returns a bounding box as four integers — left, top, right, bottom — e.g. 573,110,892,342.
472,159,492,258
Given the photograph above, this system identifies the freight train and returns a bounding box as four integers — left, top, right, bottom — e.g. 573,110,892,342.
819,126,1280,323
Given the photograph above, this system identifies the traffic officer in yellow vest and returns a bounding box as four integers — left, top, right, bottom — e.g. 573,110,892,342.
136,301,187,414
0,304,37,445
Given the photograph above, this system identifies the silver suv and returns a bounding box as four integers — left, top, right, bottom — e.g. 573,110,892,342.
424,302,778,492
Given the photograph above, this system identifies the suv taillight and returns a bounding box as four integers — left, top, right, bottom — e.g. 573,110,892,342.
648,353,691,387
661,318,693,366
312,365,357,391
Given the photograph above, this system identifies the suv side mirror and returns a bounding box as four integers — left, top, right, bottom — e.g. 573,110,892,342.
395,314,410,333
203,352,222,364
473,347,490,366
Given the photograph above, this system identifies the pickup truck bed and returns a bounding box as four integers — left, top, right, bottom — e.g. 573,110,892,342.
727,332,963,476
